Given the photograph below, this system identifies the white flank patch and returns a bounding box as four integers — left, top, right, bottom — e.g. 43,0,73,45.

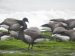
24,34,32,43
0,27,8,31
34,38,45,42
52,34,70,41
1,35,10,40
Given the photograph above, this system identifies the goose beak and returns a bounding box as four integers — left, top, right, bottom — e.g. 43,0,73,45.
25,19,29,23
27,21,29,23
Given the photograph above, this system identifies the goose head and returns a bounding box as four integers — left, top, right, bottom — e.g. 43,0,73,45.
23,17,29,22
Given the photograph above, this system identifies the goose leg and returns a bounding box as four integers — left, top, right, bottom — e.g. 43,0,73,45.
8,26,10,33
31,42,34,49
28,43,30,50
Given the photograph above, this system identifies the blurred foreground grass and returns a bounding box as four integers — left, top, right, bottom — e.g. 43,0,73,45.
0,39,75,56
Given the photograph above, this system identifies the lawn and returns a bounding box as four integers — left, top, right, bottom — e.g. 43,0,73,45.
0,39,75,56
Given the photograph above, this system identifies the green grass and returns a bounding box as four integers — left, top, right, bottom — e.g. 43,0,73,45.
0,39,75,56
0,31,75,56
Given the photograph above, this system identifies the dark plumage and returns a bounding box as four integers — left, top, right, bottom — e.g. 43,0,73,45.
53,27,66,35
42,22,67,32
65,19,75,24
0,17,29,32
63,19,75,29
42,19,75,41
50,19,75,29
53,28,75,41
68,21,75,29
50,19,65,22
63,30,75,41
18,27,46,50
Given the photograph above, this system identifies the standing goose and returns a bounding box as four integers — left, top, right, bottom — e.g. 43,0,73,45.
18,27,46,50
0,17,29,32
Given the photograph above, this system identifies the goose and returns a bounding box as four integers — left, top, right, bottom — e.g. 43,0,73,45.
53,27,67,34
52,27,75,41
18,27,47,50
42,22,67,32
50,19,75,29
63,30,75,41
0,17,29,32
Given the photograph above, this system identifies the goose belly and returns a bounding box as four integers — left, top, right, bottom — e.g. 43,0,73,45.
24,35,32,43
34,38,46,43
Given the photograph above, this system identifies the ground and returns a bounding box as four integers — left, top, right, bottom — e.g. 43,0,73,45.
0,39,75,56
0,31,75,56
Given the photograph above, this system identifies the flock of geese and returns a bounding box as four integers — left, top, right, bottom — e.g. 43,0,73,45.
42,19,75,41
0,18,75,49
0,17,47,50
